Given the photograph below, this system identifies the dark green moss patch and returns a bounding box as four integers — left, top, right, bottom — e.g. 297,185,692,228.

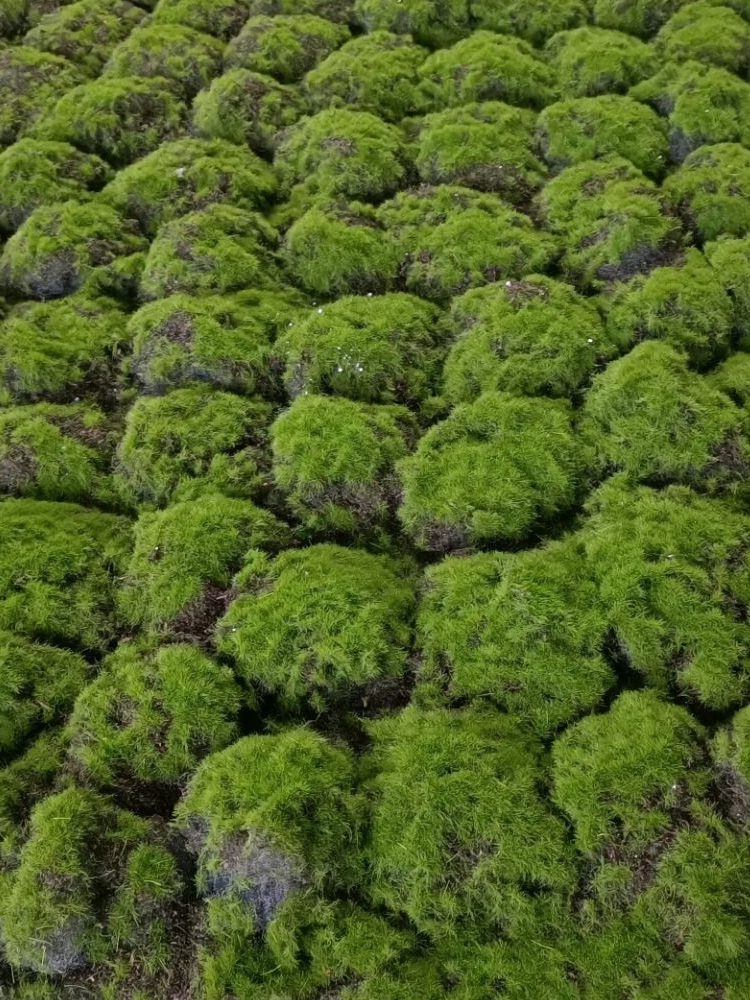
225,14,350,83
0,47,82,148
546,25,658,97
656,1,750,74
664,142,750,240
103,23,224,97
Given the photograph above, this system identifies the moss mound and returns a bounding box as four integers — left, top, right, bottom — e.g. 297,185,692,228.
103,22,224,96
546,25,658,97
664,141,750,240
225,13,350,82
0,47,83,147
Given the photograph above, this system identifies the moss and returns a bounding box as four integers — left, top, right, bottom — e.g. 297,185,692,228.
274,292,442,405
0,730,64,851
218,544,414,711
128,289,303,396
656,1,750,74
539,156,682,289
552,690,708,855
152,0,258,39
664,142,750,241
366,705,574,938
103,23,224,97
581,475,750,708
0,200,146,302
592,0,690,36
139,205,281,300
0,294,127,403
354,0,469,48
241,0,354,21
119,493,289,635
418,31,558,110
379,185,558,302
417,536,613,735
282,201,399,297
443,275,611,402
435,937,579,1000
712,705,750,824
303,31,427,123
602,249,735,368
100,137,278,238
470,0,589,44
704,234,750,334
276,108,412,207
32,75,187,167
536,95,668,177
116,386,272,507
271,395,413,535
397,391,586,550
0,0,28,39
546,26,657,98
0,46,82,147
225,14,350,83
709,352,750,406
412,101,545,202
22,0,145,76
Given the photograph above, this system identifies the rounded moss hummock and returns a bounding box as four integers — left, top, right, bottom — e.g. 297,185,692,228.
545,26,658,97
705,234,750,334
224,14,351,83
102,23,224,97
0,47,83,147
274,292,442,405
664,142,750,241
713,706,750,827
417,536,613,735
397,391,586,550
152,0,258,40
353,0,470,49
470,0,589,45
710,352,750,407
442,275,612,402
218,544,415,711
592,0,691,37
66,642,242,786
655,2,750,75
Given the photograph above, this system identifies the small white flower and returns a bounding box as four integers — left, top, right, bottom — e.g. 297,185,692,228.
505,280,513,287
367,292,373,297
587,338,594,344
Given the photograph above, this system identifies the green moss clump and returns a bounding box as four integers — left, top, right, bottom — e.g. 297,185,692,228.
283,201,399,297
22,0,145,76
103,23,224,97
271,395,413,535
417,537,613,735
413,101,545,201
713,706,750,826
139,205,281,300
303,31,427,123
128,290,302,396
218,544,414,711
0,731,65,852
443,275,611,402
119,493,289,635
0,200,146,301
552,690,708,854
116,386,272,507
32,75,186,167
379,185,558,302
0,498,131,649
67,642,242,786
602,249,735,368
709,352,750,407
152,0,257,39
582,341,750,488
471,0,589,44
539,156,682,289
0,294,127,403
704,234,750,334
592,0,690,37
664,142,750,241
225,14,350,83
366,705,574,938
397,392,586,550
536,95,669,177
354,0,469,48
100,137,278,238
656,2,750,73
581,475,750,708
546,26,658,98
0,0,28,39
274,293,442,405
0,47,82,147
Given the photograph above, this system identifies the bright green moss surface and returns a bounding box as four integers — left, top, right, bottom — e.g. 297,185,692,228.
592,0,690,37
218,545,414,711
705,234,750,334
103,23,224,97
471,0,589,45
152,0,259,40
0,730,64,850
546,26,658,97
225,14,350,82
710,351,750,406
656,2,750,74
354,0,470,49
0,47,83,147
664,142,750,240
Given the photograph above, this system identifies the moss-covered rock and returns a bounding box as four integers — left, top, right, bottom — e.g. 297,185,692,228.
67,642,242,786
704,234,750,334
442,275,611,402
546,26,658,98
152,0,257,39
0,498,131,650
0,0,30,39
397,391,586,550
0,294,127,403
100,137,278,238
225,13,350,83
656,2,750,74
664,142,750,240
354,0,470,49
0,139,111,234
119,493,289,636
470,0,589,44
103,23,224,97
710,351,750,407
379,185,558,302
244,0,354,22
22,0,145,76
116,385,272,507
592,0,690,37
412,101,544,201
139,204,281,300
602,248,734,368
128,289,303,396
271,395,413,534
32,75,187,167
366,705,574,938
0,46,82,147
417,536,613,734
582,341,750,488
417,31,558,110
0,200,146,301
536,95,668,177
274,292,442,405
581,475,750,707
303,31,427,122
